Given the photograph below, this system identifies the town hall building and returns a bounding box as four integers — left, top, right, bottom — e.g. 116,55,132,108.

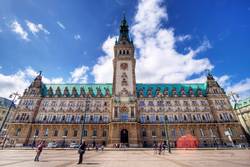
6,17,247,147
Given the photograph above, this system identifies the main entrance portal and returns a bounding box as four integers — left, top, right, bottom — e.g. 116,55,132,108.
120,129,128,144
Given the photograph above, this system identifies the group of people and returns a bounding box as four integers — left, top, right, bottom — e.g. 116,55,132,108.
153,143,166,155
33,140,88,165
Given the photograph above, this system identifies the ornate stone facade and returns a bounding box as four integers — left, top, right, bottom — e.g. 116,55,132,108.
6,17,247,147
235,97,250,136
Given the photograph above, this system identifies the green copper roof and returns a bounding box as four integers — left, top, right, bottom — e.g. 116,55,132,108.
136,83,207,97
42,83,113,97
41,83,207,97
235,97,250,109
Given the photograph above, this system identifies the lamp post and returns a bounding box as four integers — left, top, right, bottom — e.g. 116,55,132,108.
228,92,250,134
80,96,90,145
160,94,171,153
0,92,21,133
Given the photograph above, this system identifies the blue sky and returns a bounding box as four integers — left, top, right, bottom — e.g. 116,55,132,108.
0,0,250,99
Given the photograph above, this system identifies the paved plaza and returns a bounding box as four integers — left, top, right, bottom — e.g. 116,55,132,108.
0,149,250,167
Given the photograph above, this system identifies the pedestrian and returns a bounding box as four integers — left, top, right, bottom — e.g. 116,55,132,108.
95,144,99,151
77,141,87,164
158,143,162,155
34,141,45,162
101,144,104,151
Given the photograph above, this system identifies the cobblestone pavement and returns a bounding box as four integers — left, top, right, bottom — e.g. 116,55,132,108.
0,149,250,167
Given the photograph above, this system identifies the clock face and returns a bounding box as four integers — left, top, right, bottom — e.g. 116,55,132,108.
120,63,128,70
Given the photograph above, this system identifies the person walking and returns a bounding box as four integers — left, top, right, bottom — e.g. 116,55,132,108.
77,141,87,164
34,141,45,162
158,143,162,155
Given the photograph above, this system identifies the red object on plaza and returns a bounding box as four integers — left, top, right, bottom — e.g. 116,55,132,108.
176,134,199,148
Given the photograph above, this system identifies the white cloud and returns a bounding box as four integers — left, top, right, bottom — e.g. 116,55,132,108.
74,34,81,40
92,36,117,83
26,20,50,35
176,35,191,42
10,20,30,41
226,78,250,100
0,67,64,99
91,0,213,83
69,65,89,83
57,21,66,30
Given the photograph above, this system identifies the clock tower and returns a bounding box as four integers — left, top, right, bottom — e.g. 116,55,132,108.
109,16,141,147
113,16,136,97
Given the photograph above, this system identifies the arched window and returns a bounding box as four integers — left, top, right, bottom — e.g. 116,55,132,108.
127,50,129,54
123,50,125,54
202,115,206,121
193,115,196,121
183,115,187,121
119,50,122,54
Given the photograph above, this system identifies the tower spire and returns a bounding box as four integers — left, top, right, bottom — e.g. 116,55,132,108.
118,14,130,43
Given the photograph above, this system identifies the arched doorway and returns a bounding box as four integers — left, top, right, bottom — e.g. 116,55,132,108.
120,129,128,144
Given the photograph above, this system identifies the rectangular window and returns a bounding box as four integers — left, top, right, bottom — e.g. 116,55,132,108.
120,113,128,122
103,115,109,123
44,128,49,137
53,130,58,137
149,115,156,123
63,129,68,136
140,115,146,123
83,129,88,137
131,107,135,118
162,130,166,137
159,115,164,123
73,130,78,137
114,107,118,118
93,129,97,137
180,128,185,136
34,129,39,136
171,129,176,138
152,130,156,136
93,115,99,123
103,130,107,137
